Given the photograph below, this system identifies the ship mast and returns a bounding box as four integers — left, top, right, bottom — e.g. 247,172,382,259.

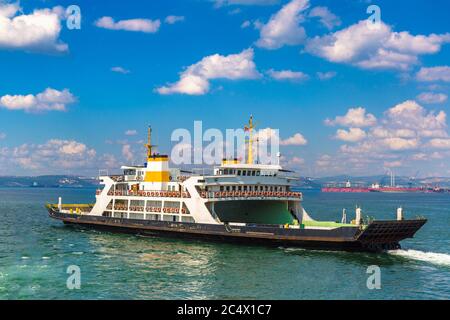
144,126,156,158
244,115,256,164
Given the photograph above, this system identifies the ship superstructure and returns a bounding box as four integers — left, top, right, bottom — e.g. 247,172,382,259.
47,117,427,252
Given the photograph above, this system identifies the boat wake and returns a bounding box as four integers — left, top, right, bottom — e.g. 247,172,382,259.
388,249,450,267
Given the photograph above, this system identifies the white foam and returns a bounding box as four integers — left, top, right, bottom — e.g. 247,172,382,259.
388,249,450,267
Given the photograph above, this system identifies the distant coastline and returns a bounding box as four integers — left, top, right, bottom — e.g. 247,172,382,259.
1,174,450,189
0,175,99,188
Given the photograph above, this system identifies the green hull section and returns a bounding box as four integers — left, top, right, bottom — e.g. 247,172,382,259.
212,200,294,225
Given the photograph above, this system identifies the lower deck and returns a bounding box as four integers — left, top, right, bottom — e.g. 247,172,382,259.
46,205,427,252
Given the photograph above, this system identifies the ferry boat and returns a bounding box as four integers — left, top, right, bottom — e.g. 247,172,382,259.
46,118,427,252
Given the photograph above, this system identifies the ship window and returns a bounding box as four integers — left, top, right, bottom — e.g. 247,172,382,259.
265,186,268,191
146,214,159,221
162,215,178,222
164,201,180,208
251,171,255,176
243,186,247,191
146,200,162,208
256,171,260,176
224,169,228,174
238,186,242,191
220,186,224,191
242,171,246,176
232,186,236,191
181,216,195,223
237,170,241,175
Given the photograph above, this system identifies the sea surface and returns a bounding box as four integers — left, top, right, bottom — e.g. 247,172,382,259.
0,187,449,300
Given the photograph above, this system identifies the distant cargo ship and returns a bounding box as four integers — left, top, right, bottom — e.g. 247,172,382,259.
323,172,427,193
368,183,423,193
322,181,370,193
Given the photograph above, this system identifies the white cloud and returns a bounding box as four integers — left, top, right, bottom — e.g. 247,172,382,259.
316,154,332,167
99,153,120,170
228,8,241,15
156,48,260,95
427,138,450,149
122,144,134,162
384,160,402,168
334,128,366,142
381,137,419,151
0,132,6,140
290,156,304,164
125,130,138,136
267,69,309,81
256,0,309,50
416,66,450,82
241,20,251,28
253,128,307,147
0,88,76,112
416,92,448,104
316,71,336,80
325,107,377,127
213,0,279,6
280,133,308,146
411,153,427,161
111,66,130,74
165,15,184,24
95,16,160,33
383,100,447,138
306,20,450,70
0,139,97,173
0,3,67,53
323,100,450,175
308,6,341,30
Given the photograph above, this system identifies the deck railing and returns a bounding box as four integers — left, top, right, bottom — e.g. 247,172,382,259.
107,190,191,198
199,191,302,200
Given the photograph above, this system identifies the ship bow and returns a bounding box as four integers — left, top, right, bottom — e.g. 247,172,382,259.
356,219,427,251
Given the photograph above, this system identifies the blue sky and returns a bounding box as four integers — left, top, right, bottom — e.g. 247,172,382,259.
0,0,449,177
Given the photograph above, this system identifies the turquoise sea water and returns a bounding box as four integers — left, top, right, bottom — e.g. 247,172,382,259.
0,187,449,300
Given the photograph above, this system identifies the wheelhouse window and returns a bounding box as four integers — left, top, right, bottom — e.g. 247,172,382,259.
124,169,136,176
